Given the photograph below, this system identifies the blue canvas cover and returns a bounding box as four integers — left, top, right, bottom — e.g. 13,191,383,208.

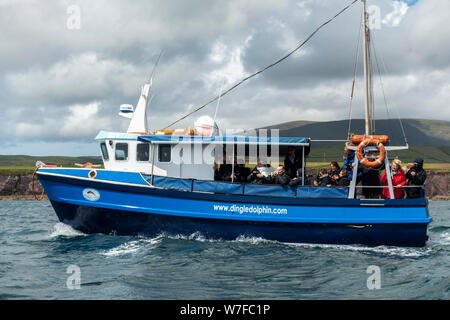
297,187,348,198
244,184,296,198
193,180,243,194
151,176,192,191
138,135,310,145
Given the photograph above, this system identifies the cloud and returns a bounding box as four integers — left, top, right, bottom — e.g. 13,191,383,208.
0,0,448,156
12,101,114,141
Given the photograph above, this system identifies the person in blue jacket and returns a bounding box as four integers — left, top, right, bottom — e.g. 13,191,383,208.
343,145,362,182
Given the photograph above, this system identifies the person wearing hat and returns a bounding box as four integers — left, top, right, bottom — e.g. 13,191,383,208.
405,158,427,199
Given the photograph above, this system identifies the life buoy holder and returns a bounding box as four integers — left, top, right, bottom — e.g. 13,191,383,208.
356,138,386,168
88,169,97,179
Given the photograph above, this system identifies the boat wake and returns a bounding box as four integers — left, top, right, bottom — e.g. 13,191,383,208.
51,227,436,259
101,236,163,257
163,232,433,258
283,242,432,258
437,232,450,245
49,223,86,238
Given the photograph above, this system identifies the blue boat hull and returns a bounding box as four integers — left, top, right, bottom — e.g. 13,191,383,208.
37,168,431,247
50,200,428,246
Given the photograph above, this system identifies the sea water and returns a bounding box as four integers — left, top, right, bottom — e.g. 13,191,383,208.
0,200,448,299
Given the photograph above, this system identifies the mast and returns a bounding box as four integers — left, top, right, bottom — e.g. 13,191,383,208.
362,0,371,136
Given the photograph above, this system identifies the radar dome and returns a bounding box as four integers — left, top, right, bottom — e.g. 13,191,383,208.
194,116,219,136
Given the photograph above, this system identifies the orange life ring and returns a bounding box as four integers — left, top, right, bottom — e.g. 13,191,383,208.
153,129,195,136
356,138,386,168
81,162,95,168
351,134,389,146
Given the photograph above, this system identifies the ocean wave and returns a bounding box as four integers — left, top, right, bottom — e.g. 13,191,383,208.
437,232,450,245
164,231,219,242
49,223,85,238
101,236,163,257
232,235,276,245
282,242,432,258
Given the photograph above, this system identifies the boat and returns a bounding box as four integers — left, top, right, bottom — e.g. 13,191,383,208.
36,0,430,247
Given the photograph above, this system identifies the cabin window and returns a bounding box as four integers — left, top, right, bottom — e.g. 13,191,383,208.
137,143,150,162
115,143,128,161
158,144,171,162
100,142,109,161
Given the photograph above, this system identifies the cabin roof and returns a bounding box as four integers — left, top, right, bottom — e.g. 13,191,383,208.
95,131,310,146
138,135,310,145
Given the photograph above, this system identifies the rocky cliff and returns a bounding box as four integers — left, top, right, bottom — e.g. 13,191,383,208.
0,172,448,200
0,175,44,199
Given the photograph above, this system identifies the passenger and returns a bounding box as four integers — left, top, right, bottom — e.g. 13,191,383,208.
236,162,251,183
329,161,341,184
330,161,341,177
271,165,291,186
217,156,233,181
289,168,309,187
314,168,333,187
361,151,382,199
343,145,362,183
405,158,427,199
284,146,302,179
336,169,351,187
247,159,274,184
380,159,406,199
213,163,220,181
230,158,251,183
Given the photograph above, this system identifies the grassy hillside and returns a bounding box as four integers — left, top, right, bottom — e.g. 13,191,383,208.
0,155,102,167
307,145,450,163
259,118,450,163
0,155,102,175
261,118,450,146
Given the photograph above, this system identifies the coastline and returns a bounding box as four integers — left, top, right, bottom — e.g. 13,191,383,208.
1,170,448,200
1,195,447,201
0,195,48,200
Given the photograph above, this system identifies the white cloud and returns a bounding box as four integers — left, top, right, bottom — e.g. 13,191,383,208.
60,102,112,138
0,0,449,155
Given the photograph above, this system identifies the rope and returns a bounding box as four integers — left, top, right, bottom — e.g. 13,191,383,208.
32,167,45,201
164,0,360,129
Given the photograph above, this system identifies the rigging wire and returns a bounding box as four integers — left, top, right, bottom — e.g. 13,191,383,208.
346,11,363,141
163,0,360,130
367,31,375,134
371,34,392,138
371,32,409,146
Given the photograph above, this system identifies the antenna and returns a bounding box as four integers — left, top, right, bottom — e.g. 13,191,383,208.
213,79,226,123
148,50,163,83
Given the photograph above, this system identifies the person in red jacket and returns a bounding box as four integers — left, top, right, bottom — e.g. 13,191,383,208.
380,159,406,199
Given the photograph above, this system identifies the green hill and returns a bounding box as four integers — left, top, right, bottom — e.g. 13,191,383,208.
260,118,450,163
0,155,102,167
260,118,450,146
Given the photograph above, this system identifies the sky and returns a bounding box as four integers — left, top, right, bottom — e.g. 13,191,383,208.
0,0,449,156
